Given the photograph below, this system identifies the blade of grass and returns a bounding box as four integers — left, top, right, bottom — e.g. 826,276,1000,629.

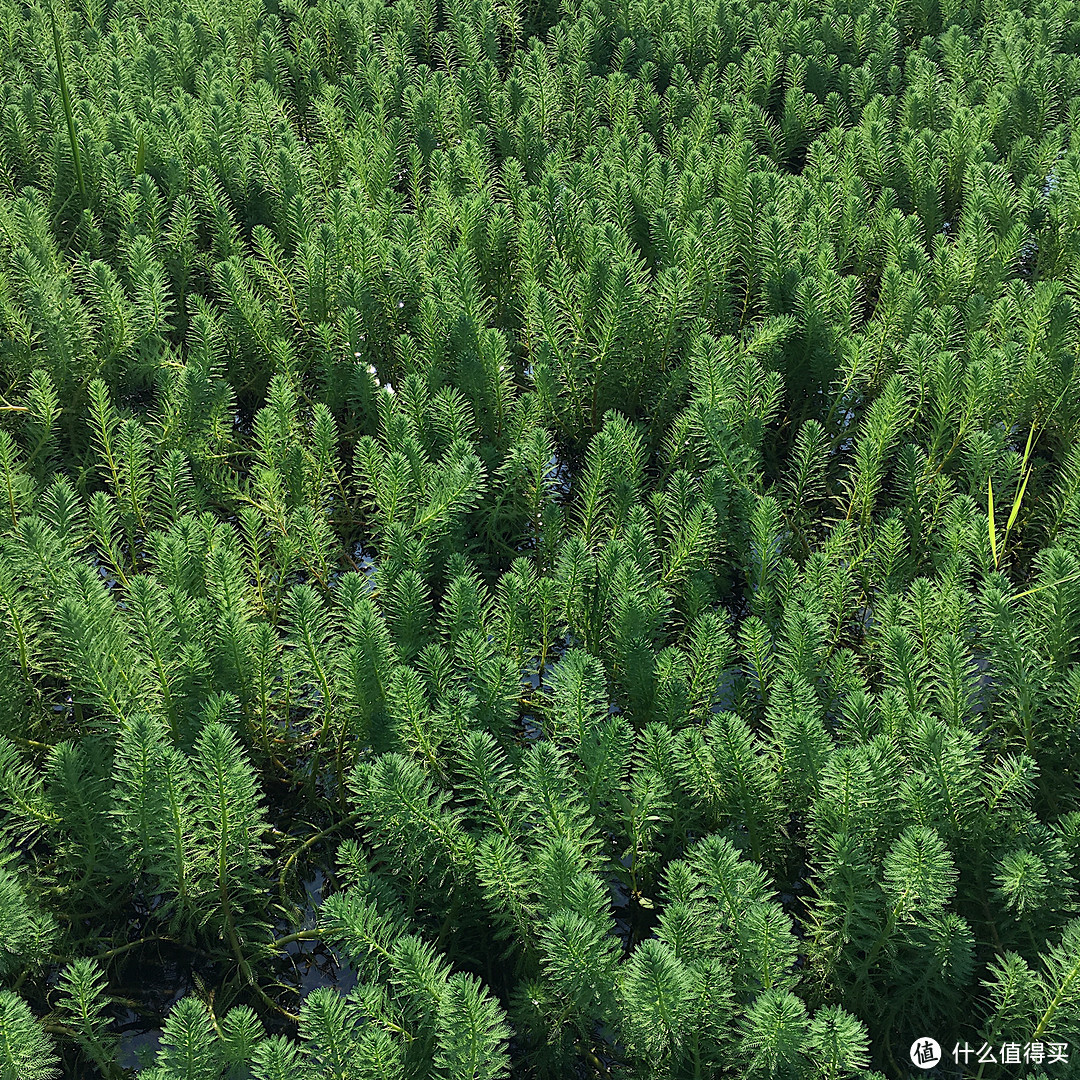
1013,571,1080,601
1004,463,1032,541
50,5,87,206
1002,420,1038,548
988,476,998,570
994,385,1070,566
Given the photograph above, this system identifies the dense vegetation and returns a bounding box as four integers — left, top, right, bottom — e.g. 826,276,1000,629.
1,0,1080,1074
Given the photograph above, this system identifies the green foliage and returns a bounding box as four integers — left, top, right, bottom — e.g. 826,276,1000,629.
0,992,58,1080
0,0,1079,1074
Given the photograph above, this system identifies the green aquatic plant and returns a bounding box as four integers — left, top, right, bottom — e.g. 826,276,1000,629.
0,0,1080,1074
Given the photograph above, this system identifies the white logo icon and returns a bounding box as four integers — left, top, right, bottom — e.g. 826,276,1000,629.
910,1038,942,1069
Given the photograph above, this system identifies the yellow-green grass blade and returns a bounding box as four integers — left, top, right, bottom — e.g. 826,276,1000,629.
50,5,87,205
1004,463,1032,542
988,475,998,569
1013,571,1080,601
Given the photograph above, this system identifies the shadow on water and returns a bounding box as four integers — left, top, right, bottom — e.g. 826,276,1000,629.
111,941,221,1071
547,452,574,503
275,871,359,1005
110,868,359,1066
518,633,579,742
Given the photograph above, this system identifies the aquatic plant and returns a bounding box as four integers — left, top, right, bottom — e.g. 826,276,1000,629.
1,0,1080,1074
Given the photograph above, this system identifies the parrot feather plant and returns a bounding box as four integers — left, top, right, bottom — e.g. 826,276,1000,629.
1,0,1080,1075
